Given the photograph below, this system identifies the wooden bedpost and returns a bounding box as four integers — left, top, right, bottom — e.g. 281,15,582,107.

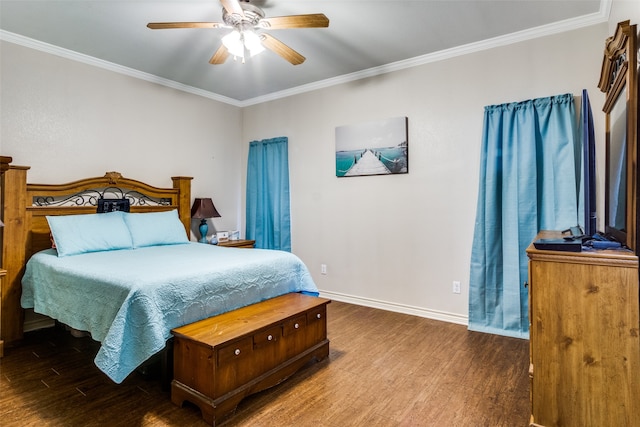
0,156,11,174
0,156,12,355
1,164,30,345
172,176,193,238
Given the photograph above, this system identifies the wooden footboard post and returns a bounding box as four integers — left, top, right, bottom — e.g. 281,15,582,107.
1,165,30,345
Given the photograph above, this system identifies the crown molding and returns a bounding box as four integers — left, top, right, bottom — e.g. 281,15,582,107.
0,30,244,108
1,1,610,108
241,5,610,106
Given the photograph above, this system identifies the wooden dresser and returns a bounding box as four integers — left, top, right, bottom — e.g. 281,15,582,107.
170,293,330,425
526,231,639,426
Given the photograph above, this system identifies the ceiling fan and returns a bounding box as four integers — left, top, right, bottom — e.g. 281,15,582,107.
147,0,329,65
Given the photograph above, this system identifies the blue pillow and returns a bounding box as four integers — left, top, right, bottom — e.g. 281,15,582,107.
47,211,133,257
123,209,189,248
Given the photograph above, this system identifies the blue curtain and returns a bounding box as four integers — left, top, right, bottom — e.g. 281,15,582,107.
468,94,579,338
246,136,291,251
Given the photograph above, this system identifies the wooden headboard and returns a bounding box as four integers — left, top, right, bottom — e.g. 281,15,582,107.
0,161,193,346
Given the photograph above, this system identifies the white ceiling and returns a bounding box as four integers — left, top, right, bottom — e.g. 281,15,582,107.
0,1,605,106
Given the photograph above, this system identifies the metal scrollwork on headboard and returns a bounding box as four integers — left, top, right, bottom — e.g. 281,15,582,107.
33,187,172,207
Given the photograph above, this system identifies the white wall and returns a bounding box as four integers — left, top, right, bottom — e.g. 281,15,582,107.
0,41,243,237
242,23,610,322
2,0,638,324
609,1,640,33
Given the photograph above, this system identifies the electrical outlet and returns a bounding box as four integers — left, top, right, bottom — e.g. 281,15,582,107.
452,281,461,294
321,264,327,275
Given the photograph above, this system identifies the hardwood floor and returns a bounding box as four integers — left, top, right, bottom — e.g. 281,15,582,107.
0,301,530,426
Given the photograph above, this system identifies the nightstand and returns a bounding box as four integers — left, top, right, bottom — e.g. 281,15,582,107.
217,239,255,248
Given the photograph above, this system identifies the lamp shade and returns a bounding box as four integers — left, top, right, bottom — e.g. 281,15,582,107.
191,198,221,219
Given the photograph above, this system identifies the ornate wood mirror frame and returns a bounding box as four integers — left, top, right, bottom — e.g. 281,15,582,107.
598,20,638,252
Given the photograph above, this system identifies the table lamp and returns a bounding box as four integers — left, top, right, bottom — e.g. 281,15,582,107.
191,198,221,243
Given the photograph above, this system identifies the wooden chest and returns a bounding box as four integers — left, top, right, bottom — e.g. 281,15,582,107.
170,293,331,425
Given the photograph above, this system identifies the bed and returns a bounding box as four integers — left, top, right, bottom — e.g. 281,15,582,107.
0,161,324,391
21,241,318,383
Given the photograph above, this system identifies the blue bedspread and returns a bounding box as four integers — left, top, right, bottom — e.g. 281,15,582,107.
21,243,318,383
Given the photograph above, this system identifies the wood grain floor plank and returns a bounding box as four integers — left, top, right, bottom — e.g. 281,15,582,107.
0,301,530,426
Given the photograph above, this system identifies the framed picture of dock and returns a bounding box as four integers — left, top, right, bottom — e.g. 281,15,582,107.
335,116,408,177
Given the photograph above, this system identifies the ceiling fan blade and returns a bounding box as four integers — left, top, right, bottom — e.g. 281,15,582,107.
209,45,229,64
147,22,225,29
261,33,305,65
260,14,329,29
221,0,244,16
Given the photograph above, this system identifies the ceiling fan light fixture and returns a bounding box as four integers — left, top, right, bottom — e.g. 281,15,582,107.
222,30,244,58
244,30,265,56
222,28,264,61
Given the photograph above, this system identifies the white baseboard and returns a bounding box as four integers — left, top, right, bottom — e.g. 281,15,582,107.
21,293,468,334
318,290,469,326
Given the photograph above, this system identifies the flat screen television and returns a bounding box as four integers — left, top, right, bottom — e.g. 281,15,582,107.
581,89,597,238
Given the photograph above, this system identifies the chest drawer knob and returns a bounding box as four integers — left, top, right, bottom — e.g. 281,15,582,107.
294,323,300,329
316,313,322,319
267,334,273,341
234,349,241,356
